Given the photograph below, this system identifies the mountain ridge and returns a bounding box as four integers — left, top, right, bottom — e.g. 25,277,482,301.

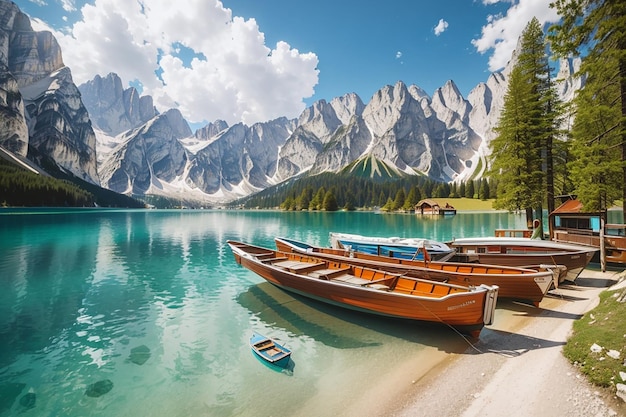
0,0,583,206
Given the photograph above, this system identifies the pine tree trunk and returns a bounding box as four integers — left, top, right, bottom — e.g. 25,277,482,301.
526,207,534,229
619,57,626,223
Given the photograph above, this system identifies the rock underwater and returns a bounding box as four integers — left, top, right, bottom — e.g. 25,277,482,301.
85,379,113,397
128,345,151,365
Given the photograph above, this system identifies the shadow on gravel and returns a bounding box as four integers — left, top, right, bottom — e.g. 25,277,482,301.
569,277,618,288
496,299,584,321
469,328,565,357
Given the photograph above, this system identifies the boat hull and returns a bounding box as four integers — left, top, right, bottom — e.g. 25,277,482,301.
329,232,454,261
229,241,499,338
449,237,597,282
250,333,292,368
275,237,553,306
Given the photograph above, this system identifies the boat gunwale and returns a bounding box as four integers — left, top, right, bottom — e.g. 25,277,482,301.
275,237,555,281
229,241,492,302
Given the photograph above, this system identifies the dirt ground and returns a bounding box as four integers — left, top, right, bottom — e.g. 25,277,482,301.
380,268,626,417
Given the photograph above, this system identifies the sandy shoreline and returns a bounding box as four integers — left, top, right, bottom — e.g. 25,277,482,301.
352,267,626,417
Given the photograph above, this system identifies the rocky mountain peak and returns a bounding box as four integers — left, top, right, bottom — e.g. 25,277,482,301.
80,72,157,136
0,0,98,183
194,119,229,140
329,93,365,125
0,0,586,205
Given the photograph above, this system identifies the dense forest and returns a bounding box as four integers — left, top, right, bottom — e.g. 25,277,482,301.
0,157,145,208
236,172,495,211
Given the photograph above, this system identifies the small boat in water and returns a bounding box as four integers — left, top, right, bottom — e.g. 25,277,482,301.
329,232,455,261
250,333,292,368
228,240,499,338
275,237,556,306
448,237,597,282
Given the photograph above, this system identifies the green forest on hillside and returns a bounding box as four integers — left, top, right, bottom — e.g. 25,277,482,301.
237,172,495,211
0,158,144,208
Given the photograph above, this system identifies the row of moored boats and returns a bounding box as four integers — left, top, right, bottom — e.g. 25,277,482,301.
232,232,599,349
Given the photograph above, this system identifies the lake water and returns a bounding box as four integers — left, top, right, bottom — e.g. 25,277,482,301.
0,209,530,416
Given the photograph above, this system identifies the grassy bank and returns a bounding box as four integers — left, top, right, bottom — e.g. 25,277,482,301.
563,276,626,393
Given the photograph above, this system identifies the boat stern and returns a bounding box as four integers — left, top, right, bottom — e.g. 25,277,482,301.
481,284,499,326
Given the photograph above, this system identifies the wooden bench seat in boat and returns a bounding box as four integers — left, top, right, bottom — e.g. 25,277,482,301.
260,256,289,263
255,252,278,260
272,260,326,273
332,275,373,285
308,267,352,280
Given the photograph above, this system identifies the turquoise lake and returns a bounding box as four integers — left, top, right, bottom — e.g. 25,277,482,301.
0,209,532,416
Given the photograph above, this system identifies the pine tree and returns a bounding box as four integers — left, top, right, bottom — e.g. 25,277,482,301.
344,190,356,211
489,18,563,224
479,179,490,200
465,180,475,199
549,0,626,218
392,188,406,211
310,187,326,210
403,186,420,211
322,190,338,211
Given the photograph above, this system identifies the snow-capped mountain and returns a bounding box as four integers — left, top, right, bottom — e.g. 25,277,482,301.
0,0,583,205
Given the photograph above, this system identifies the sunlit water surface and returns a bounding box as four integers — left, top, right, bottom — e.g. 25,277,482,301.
0,209,532,416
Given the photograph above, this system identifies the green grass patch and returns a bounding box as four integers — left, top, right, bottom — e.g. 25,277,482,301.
563,284,626,388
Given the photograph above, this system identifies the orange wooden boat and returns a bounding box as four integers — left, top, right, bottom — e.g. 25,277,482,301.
275,237,556,307
228,240,499,338
448,237,597,282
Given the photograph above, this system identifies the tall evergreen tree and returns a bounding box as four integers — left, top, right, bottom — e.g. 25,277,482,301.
322,190,338,211
490,64,533,212
392,188,406,210
489,18,563,225
310,187,326,210
403,186,420,211
465,180,475,199
549,0,626,218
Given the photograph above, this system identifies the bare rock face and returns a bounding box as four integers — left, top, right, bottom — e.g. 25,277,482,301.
79,73,157,136
188,117,294,194
194,120,229,140
0,66,28,155
0,0,99,184
0,6,64,88
22,67,99,183
100,109,191,194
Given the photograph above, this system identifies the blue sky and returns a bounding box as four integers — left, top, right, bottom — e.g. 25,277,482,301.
17,0,559,128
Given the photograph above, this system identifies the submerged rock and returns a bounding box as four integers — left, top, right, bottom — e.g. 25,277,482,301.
19,392,36,409
129,345,151,365
85,379,113,397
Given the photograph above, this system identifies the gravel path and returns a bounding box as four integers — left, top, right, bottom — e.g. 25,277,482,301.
384,268,626,417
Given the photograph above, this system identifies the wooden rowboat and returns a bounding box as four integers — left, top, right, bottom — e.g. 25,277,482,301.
228,240,499,338
275,237,556,307
329,232,455,261
250,333,292,368
448,237,597,282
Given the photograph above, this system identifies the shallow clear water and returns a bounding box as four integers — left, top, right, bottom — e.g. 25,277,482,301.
0,209,527,416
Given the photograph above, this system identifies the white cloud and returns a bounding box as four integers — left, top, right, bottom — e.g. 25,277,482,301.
396,51,402,59
34,0,319,126
59,0,76,12
472,0,560,72
434,19,449,36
